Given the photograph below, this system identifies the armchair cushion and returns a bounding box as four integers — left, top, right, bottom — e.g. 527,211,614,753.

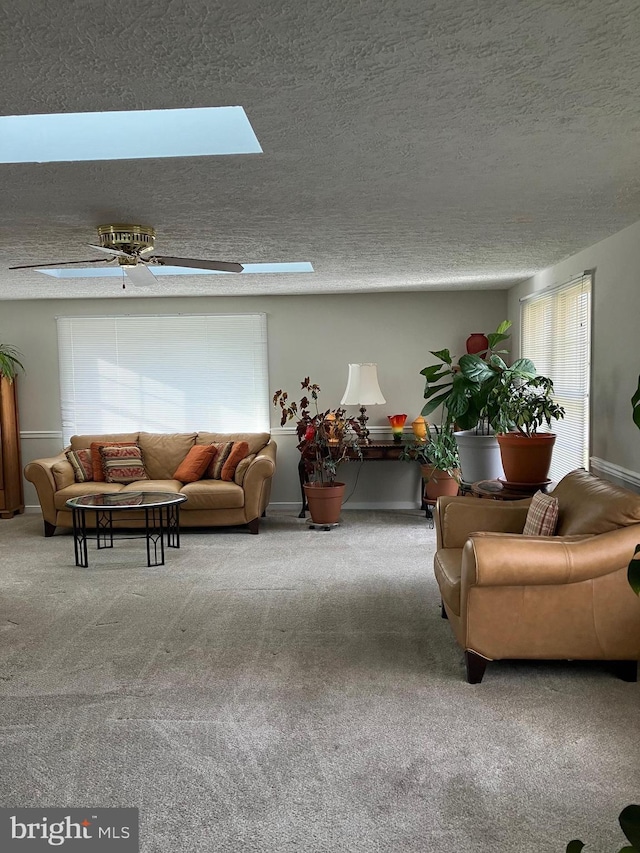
522,491,559,536
552,468,640,534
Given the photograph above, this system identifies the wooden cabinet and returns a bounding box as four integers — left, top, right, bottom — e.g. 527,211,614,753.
0,377,24,518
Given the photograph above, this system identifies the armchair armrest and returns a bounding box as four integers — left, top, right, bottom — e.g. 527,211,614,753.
462,527,640,587
435,495,531,549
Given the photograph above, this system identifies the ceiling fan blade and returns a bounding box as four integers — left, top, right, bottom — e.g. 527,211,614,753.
10,258,108,270
123,263,157,287
87,243,134,259
152,255,243,273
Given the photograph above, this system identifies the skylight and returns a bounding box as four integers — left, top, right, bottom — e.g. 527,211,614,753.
36,263,314,278
0,107,262,163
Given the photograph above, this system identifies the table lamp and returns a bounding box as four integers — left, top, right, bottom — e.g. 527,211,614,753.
340,363,386,444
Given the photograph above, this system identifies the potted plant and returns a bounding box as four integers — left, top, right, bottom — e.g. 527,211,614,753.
489,373,565,485
401,425,461,501
273,377,363,525
420,321,535,483
632,374,640,429
0,342,24,381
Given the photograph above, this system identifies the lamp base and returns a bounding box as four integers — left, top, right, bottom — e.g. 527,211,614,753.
358,406,370,444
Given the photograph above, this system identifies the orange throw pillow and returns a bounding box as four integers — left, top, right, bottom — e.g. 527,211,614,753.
221,441,250,481
173,444,218,483
90,441,137,482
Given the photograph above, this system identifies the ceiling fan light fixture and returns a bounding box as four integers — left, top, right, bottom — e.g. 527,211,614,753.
97,224,156,254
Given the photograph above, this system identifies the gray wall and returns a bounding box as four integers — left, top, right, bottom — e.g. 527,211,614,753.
508,218,640,491
1,290,508,509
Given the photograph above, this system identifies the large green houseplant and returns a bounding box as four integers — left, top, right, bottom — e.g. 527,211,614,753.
0,342,24,381
273,377,363,525
419,321,538,483
488,372,565,484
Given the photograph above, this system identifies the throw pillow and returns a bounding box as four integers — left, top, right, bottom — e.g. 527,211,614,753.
90,441,138,482
522,491,559,536
173,444,218,483
221,441,250,481
205,441,234,479
234,453,256,485
65,448,94,483
99,444,149,484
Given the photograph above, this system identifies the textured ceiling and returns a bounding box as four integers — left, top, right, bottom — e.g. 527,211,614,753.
1,0,639,300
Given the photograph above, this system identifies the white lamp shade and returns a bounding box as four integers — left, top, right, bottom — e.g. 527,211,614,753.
340,363,386,405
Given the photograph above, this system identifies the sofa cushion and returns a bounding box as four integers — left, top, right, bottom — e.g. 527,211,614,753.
522,491,559,536
55,482,124,510
173,444,217,482
100,444,149,484
120,480,183,493
52,459,76,490
71,433,140,452
196,431,270,456
66,448,94,482
206,442,234,479
552,469,640,535
137,432,197,480
234,454,256,485
179,480,245,510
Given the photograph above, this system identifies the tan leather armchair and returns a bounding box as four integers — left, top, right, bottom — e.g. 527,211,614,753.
434,469,640,683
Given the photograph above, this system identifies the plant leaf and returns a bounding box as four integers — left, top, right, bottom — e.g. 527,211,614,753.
459,354,494,382
632,376,640,429
565,841,585,853
619,805,640,850
628,546,640,596
509,357,537,377
429,348,452,365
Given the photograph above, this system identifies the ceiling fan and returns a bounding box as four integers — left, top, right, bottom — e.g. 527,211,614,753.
9,224,243,286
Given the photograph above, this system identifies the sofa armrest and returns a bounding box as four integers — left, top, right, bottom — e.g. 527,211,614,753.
462,527,640,588
242,441,277,520
24,453,68,524
435,495,531,549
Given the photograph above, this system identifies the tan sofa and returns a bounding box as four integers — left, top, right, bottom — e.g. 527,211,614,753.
25,431,277,536
434,469,640,683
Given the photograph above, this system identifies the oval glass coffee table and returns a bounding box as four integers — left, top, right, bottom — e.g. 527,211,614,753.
66,492,187,568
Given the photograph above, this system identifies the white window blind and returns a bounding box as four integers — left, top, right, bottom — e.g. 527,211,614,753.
57,314,269,443
520,273,591,481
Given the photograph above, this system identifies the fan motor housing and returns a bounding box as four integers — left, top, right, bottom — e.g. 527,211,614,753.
97,224,156,257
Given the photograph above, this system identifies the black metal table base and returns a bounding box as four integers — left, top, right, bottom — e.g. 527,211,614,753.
71,505,182,568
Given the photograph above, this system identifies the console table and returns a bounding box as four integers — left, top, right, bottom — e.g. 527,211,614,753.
297,441,407,517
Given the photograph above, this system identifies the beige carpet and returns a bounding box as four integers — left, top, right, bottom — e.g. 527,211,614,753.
0,509,638,852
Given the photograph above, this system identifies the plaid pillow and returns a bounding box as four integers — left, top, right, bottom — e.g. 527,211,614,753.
100,444,149,485
523,491,559,536
205,442,234,479
65,448,94,482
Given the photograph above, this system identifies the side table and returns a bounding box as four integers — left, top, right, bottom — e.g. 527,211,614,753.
471,479,548,500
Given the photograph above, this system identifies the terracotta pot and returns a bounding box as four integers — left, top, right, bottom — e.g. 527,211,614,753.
420,465,460,501
466,333,489,357
496,432,556,484
303,482,346,525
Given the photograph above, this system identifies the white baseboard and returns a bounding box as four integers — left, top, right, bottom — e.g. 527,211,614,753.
268,501,421,511
590,457,640,491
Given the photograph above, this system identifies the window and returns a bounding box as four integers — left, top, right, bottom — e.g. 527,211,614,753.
520,273,592,481
57,314,269,443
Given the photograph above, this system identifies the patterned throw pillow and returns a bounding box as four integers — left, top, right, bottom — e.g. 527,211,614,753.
90,441,138,482
205,441,234,479
99,444,149,484
522,491,559,536
221,441,250,481
173,444,218,483
65,448,94,483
